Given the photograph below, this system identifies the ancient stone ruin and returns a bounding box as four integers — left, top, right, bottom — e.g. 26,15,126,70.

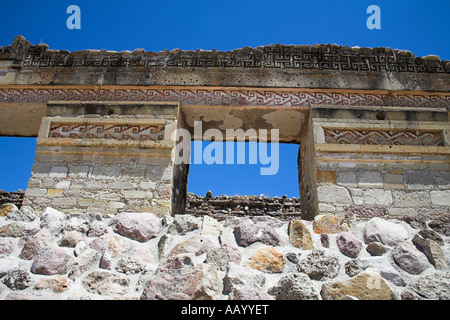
0,36,449,300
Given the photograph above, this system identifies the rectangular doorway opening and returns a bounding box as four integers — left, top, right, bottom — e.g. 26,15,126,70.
185,141,301,218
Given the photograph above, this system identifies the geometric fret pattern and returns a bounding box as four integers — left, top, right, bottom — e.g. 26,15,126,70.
49,123,165,141
14,42,450,74
324,128,443,146
1,87,449,109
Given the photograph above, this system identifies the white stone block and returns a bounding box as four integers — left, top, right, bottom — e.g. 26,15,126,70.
25,188,48,197
121,190,153,199
317,185,353,205
55,180,71,189
363,189,393,206
393,191,431,207
430,190,450,207
387,207,418,217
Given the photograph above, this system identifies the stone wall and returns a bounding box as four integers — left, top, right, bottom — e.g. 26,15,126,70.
0,204,449,300
185,193,301,219
24,101,179,216
0,191,24,208
309,106,450,220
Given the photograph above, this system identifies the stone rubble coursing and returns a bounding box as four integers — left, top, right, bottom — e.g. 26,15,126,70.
0,205,448,300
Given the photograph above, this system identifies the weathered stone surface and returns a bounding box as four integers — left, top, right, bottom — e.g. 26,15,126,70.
362,189,393,206
73,240,88,257
317,185,353,205
313,214,348,234
401,288,421,300
115,255,145,274
63,217,90,234
205,245,241,271
233,219,282,247
2,268,31,290
168,214,202,235
40,207,67,235
297,249,340,280
428,214,450,236
6,207,37,222
113,212,160,242
201,215,222,237
418,229,444,246
83,271,130,296
0,204,18,217
430,190,450,206
366,241,389,256
320,233,329,248
403,216,428,230
363,217,409,246
321,269,397,300
345,257,406,286
30,246,74,275
289,220,314,249
268,273,319,300
223,263,266,293
393,191,431,208
19,228,52,260
87,220,109,238
247,247,285,273
410,271,450,300
89,233,133,257
0,256,20,277
99,250,112,270
57,230,83,248
412,234,448,269
140,263,221,300
345,206,386,221
392,241,429,275
230,285,274,300
336,232,363,258
0,237,15,254
168,235,219,257
34,276,71,293
0,222,24,238
131,245,154,264
68,248,100,280
159,254,194,269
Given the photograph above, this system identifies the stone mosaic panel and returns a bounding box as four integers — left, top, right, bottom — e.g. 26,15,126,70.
324,128,443,146
13,42,450,73
48,123,165,141
1,87,449,108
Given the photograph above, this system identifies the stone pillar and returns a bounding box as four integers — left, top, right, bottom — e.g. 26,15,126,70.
24,101,183,217
302,105,449,221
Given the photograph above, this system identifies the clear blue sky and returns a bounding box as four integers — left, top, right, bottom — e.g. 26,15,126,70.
0,0,449,196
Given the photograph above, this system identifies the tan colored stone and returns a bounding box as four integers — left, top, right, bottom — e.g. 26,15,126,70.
46,189,63,198
316,170,336,184
89,234,133,257
247,247,284,273
0,204,18,217
321,270,396,300
289,220,314,250
34,276,71,292
313,214,348,234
